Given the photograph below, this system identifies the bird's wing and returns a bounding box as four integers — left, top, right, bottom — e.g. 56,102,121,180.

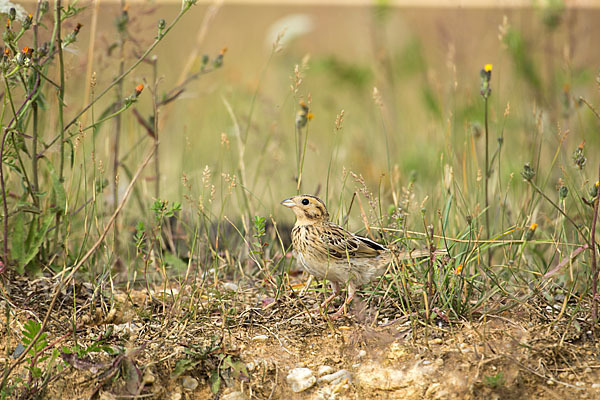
318,223,385,260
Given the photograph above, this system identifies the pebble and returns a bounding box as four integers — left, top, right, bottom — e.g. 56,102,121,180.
547,379,554,386
431,338,443,345
568,373,575,381
142,369,156,385
223,282,238,291
576,382,585,387
171,393,182,400
318,369,351,385
222,391,246,400
317,366,334,376
287,368,316,393
357,349,367,358
182,376,198,391
592,383,600,389
584,367,592,374
251,335,268,342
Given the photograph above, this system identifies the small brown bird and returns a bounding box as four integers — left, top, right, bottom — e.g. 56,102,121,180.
281,194,439,318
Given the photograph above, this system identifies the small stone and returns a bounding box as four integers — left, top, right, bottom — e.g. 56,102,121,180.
547,379,554,386
568,374,575,381
575,382,585,387
223,282,238,291
287,368,316,393
584,367,592,374
222,391,246,400
431,338,443,345
143,369,156,385
182,376,198,391
317,366,334,376
251,335,268,342
592,383,600,389
246,361,256,372
171,393,182,400
318,369,351,385
459,343,471,352
422,360,432,365
357,349,367,358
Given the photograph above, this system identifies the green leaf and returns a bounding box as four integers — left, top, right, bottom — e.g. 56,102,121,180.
164,253,187,271
209,371,221,394
171,359,196,377
45,161,66,214
12,213,26,274
20,214,53,272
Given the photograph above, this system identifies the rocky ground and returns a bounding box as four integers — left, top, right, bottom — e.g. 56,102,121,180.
2,273,599,399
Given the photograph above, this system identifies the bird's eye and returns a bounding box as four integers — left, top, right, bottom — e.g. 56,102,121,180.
301,198,309,205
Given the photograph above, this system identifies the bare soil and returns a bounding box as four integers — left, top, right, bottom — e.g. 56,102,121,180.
2,272,599,399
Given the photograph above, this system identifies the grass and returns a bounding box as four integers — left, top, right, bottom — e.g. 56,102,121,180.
0,1,599,398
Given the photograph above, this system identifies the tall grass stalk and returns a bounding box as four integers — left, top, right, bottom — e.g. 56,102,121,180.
113,2,128,256
53,0,66,254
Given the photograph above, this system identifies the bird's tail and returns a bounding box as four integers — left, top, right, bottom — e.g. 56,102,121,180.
392,247,448,261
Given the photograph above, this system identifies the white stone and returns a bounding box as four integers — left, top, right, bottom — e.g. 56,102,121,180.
222,391,246,400
251,335,268,342
318,369,351,385
317,365,334,376
357,349,367,358
287,368,316,392
182,376,198,391
223,282,239,291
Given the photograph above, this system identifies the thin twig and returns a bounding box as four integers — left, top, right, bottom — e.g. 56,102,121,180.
591,164,599,322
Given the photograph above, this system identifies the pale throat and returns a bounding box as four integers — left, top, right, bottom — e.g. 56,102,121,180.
293,210,324,226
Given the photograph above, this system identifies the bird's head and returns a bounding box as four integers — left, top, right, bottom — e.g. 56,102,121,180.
281,194,329,225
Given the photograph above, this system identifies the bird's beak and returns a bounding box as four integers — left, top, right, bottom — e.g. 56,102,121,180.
280,198,296,208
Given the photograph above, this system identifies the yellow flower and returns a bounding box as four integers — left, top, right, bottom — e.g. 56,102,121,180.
307,112,314,121
529,223,538,231
455,264,463,274
484,64,493,72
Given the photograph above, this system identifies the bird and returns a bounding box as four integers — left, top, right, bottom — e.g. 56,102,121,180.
281,194,443,318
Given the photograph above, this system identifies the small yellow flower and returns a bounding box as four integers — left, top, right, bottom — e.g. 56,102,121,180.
596,181,599,188
307,112,314,121
484,64,493,72
525,223,538,240
455,264,463,274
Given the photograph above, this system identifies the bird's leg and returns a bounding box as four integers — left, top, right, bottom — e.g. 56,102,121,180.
318,281,340,312
330,282,356,319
